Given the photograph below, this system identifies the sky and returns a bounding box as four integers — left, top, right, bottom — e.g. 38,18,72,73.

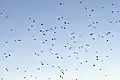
0,0,120,80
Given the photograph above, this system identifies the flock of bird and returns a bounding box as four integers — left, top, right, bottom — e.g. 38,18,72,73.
0,0,119,80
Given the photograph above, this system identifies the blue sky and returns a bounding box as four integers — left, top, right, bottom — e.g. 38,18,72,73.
0,0,120,80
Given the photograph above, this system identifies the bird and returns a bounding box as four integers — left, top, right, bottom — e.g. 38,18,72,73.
1,1,118,80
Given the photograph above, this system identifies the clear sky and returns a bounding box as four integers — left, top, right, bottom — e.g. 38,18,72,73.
0,0,120,80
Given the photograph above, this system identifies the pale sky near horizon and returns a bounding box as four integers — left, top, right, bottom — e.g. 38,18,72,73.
0,0,120,80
